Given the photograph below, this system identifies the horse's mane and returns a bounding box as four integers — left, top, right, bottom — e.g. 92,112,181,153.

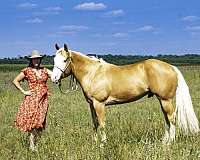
71,50,106,64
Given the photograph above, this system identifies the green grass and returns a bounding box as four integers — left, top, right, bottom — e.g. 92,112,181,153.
0,65,200,159
0,64,53,72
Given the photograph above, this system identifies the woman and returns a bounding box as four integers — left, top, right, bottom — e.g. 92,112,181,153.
13,50,52,151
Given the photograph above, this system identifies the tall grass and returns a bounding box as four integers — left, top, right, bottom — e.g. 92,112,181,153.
0,65,200,159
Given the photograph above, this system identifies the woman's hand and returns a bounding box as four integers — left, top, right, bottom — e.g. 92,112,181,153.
22,90,32,96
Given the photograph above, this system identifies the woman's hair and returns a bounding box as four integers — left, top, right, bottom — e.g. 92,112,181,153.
28,59,34,67
28,59,43,68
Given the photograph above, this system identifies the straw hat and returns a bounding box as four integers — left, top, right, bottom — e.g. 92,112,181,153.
29,50,43,59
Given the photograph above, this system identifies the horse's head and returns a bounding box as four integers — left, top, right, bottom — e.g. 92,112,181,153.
51,43,72,83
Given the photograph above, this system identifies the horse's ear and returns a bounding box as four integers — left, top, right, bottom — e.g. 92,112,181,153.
64,43,68,52
55,43,60,50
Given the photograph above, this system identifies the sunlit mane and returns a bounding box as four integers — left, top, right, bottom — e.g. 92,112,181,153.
71,50,106,64
57,47,106,64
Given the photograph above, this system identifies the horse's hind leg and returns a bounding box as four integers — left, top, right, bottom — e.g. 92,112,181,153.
158,98,176,144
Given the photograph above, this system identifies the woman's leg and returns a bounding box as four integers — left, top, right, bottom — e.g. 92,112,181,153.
29,129,37,151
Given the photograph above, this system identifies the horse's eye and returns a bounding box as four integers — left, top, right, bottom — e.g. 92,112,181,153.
64,59,67,63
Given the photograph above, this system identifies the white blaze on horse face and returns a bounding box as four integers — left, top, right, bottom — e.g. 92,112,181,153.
51,54,66,82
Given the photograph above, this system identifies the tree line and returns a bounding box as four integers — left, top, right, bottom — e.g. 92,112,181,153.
1,54,200,66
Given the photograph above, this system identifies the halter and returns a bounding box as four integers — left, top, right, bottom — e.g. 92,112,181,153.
55,57,71,73
54,51,72,73
54,51,77,94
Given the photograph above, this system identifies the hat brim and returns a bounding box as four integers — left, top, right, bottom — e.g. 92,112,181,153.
28,55,43,59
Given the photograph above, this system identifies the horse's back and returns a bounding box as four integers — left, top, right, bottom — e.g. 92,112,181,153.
102,62,148,104
143,59,177,99
89,58,177,103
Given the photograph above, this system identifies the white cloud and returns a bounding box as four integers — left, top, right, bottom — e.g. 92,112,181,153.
112,21,125,25
136,25,155,32
184,25,200,36
104,10,124,17
92,32,129,39
191,32,200,36
74,2,107,10
44,6,62,12
33,11,60,16
47,34,63,38
186,26,200,31
112,32,129,38
17,2,37,9
57,31,78,35
25,18,43,23
92,34,104,38
60,25,89,31
50,25,89,37
11,41,39,46
99,42,117,46
181,16,199,22
33,6,62,16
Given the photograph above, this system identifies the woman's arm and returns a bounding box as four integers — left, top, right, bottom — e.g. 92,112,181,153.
13,72,31,95
46,68,52,78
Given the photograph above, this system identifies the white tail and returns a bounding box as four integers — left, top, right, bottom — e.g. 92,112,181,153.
172,66,199,134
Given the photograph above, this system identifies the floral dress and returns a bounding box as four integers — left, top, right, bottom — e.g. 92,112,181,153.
16,67,49,132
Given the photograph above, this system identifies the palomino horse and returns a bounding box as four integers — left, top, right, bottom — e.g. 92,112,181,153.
51,44,199,144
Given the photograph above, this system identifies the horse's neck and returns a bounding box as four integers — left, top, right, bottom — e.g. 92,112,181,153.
71,52,99,85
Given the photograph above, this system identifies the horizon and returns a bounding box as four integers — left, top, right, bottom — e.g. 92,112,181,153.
1,1,200,58
1,52,200,60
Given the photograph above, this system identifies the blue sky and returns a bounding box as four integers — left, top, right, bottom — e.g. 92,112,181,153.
1,0,200,58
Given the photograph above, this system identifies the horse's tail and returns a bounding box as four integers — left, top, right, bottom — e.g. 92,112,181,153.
172,66,199,134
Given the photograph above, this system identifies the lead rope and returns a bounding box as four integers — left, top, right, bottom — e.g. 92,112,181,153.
58,75,78,94
70,75,78,91
58,80,70,94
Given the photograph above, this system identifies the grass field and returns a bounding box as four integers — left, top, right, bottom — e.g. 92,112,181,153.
0,65,200,160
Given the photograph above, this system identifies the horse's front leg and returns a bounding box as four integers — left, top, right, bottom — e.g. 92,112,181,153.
90,100,106,146
89,103,99,142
